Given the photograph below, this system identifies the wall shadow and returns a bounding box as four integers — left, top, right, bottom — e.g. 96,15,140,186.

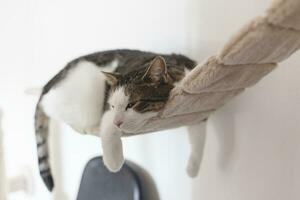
210,104,238,171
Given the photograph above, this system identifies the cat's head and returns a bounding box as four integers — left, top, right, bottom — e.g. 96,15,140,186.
102,56,174,133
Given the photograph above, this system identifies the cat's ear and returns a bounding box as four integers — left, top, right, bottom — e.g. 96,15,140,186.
101,71,121,86
143,56,168,83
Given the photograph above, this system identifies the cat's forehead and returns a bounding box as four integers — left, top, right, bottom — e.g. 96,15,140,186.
109,87,129,107
124,81,174,102
124,83,152,100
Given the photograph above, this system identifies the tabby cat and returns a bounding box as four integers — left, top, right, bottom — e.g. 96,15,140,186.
35,49,206,191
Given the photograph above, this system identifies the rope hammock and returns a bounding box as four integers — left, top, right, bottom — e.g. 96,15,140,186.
124,0,300,136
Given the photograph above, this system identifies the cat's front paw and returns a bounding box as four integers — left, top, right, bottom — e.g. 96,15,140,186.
103,154,125,172
186,154,200,178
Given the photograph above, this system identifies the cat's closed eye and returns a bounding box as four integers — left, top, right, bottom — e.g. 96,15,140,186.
126,103,135,110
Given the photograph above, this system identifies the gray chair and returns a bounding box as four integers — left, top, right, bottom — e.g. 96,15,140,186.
77,157,160,200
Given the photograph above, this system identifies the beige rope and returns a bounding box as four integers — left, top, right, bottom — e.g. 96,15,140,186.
126,0,300,136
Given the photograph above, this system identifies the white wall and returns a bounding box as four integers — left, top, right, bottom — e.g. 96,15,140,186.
193,53,300,200
1,0,299,200
189,0,300,200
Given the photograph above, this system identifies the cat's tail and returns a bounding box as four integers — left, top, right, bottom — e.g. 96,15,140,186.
34,102,54,191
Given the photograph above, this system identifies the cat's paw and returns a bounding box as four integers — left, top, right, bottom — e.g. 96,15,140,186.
103,155,125,172
186,154,200,178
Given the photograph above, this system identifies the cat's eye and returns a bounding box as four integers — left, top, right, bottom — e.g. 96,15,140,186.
111,105,115,109
126,103,135,110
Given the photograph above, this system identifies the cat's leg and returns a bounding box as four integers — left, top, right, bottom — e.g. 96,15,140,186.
186,120,207,177
99,111,124,172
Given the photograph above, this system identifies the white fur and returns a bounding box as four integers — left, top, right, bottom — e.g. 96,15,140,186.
108,87,129,111
39,162,49,171
186,121,207,177
41,60,118,134
37,145,47,157
100,87,158,172
36,134,43,144
108,87,157,133
100,111,124,172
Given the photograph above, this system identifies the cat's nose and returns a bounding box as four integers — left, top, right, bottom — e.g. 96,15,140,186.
113,119,123,128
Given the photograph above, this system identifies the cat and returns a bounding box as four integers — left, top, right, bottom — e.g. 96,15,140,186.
34,49,207,191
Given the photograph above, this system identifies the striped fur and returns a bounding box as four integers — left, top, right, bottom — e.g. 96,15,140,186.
35,102,54,191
